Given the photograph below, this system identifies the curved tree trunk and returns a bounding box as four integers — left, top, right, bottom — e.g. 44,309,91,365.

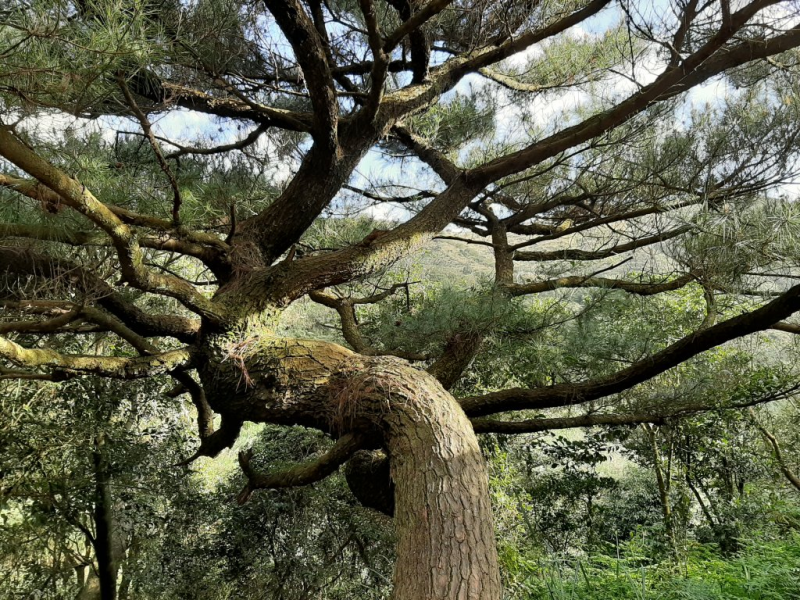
366,361,502,600
202,342,502,600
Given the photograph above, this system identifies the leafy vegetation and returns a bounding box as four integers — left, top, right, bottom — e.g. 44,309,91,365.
2,0,800,598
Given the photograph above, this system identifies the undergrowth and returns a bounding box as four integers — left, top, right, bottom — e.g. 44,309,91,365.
509,532,800,600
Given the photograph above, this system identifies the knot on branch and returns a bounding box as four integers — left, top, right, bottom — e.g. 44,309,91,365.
236,448,260,505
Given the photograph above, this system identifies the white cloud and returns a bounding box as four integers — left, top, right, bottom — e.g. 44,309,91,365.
686,78,731,108
151,109,222,144
358,202,412,222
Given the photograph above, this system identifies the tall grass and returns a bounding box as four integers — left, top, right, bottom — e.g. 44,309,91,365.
508,533,800,600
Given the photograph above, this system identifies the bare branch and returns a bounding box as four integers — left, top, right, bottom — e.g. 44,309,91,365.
176,416,243,466
163,124,268,159
155,82,314,133
771,321,800,335
117,77,183,225
504,272,694,297
391,124,461,182
427,331,483,390
514,227,693,261
384,0,451,54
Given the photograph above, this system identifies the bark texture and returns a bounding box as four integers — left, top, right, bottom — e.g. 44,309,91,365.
201,339,501,600
329,358,501,600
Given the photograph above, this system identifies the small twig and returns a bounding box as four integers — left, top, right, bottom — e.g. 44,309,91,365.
117,76,183,225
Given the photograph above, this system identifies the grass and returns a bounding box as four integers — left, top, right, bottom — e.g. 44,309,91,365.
507,533,800,600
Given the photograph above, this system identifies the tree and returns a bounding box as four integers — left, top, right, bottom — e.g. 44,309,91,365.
2,1,800,597
0,370,191,599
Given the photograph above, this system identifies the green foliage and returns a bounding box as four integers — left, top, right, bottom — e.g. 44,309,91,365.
0,372,192,599
301,215,394,250
137,425,394,600
1,0,174,114
514,534,800,600
411,91,496,152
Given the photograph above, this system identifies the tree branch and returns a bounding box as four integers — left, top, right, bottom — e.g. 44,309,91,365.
0,335,195,379
426,330,483,390
236,433,364,503
461,282,800,417
504,272,695,297
0,247,200,343
0,222,225,268
0,127,226,324
162,124,268,159
468,3,800,186
117,77,183,225
263,0,338,146
0,173,229,254
309,287,428,360
513,226,693,262
471,383,800,433
155,81,314,132
176,415,243,465
749,408,800,492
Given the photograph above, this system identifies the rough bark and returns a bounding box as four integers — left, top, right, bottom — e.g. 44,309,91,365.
334,358,501,600
201,340,501,600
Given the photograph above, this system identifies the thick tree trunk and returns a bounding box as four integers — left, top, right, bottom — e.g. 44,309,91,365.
330,358,502,600
202,340,502,600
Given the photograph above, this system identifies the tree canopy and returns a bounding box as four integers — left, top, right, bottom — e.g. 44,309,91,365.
2,1,800,598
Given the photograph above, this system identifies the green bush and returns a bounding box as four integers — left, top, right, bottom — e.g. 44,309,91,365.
513,533,800,600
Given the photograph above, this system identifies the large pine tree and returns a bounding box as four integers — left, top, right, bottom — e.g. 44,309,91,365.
2,1,800,597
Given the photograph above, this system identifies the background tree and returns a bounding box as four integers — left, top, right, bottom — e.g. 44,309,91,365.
2,1,800,598
0,368,191,599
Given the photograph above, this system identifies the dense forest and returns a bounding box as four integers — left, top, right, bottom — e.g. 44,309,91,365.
1,0,800,598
